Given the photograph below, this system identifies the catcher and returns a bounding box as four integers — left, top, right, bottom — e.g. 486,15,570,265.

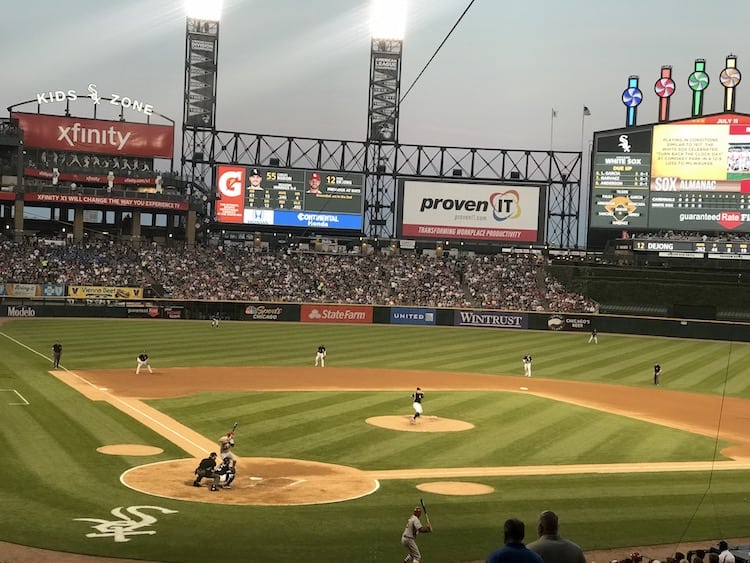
218,431,237,467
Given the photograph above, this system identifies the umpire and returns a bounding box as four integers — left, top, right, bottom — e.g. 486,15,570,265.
193,452,218,490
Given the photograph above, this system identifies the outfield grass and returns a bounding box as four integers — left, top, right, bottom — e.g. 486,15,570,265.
2,318,750,562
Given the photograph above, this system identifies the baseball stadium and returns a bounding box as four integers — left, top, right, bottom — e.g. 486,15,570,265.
4,2,750,563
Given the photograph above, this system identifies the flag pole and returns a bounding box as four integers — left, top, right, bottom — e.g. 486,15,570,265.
550,108,556,149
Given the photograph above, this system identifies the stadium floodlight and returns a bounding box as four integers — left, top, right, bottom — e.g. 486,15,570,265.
185,0,222,21
370,0,406,40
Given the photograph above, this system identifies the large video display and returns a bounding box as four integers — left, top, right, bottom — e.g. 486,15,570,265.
398,180,545,243
215,165,363,231
589,114,750,233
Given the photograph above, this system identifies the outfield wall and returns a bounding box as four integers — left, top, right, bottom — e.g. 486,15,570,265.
3,299,750,342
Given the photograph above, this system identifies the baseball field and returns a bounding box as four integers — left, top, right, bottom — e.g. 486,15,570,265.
3,317,750,562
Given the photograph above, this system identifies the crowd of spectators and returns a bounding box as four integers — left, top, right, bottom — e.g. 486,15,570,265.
0,238,597,313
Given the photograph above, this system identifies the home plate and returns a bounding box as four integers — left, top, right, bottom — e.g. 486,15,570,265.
249,476,263,481
519,386,528,391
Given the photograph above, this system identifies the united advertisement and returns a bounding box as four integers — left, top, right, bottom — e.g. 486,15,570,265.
398,180,544,242
390,307,436,325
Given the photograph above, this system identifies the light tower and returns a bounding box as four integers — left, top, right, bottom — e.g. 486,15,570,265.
181,0,221,198
366,0,406,239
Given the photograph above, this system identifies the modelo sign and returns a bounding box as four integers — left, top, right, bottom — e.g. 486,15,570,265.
11,112,174,158
301,304,373,324
3,305,38,317
390,307,436,325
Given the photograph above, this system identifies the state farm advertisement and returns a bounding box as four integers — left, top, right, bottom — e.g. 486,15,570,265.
399,180,544,242
11,112,174,158
215,165,246,223
301,304,373,324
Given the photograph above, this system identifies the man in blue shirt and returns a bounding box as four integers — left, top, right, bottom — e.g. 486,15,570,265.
486,518,544,563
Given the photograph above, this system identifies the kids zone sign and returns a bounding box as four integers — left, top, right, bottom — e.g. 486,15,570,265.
398,180,544,242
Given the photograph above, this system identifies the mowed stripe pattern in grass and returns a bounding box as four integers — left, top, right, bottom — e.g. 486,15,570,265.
1,318,750,562
5,319,748,396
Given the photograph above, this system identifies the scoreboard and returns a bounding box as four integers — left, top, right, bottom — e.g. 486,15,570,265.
589,115,750,234
215,165,363,231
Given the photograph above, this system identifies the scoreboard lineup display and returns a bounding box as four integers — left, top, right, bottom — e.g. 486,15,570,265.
589,116,750,234
632,238,750,256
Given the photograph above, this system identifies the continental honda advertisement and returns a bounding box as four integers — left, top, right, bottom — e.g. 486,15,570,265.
398,180,545,242
11,112,174,158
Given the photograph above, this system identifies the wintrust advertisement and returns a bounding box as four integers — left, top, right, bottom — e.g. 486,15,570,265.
11,112,174,158
454,310,528,329
399,180,544,242
301,304,373,324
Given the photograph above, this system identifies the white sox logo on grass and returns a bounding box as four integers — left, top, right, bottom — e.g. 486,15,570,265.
74,505,177,543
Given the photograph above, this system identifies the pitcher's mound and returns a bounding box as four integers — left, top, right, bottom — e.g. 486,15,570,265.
366,415,474,432
122,457,379,506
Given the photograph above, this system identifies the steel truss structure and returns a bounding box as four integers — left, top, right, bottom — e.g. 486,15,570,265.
182,128,582,248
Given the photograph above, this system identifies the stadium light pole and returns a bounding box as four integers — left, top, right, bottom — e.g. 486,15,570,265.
182,0,222,244
367,1,406,240
367,0,406,144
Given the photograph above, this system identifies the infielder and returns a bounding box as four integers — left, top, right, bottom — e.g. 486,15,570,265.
135,352,153,375
401,505,432,563
411,387,424,424
315,344,326,367
653,363,661,386
523,354,533,377
218,431,237,467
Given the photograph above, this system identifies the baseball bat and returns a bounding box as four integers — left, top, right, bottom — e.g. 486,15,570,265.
231,421,238,433
420,498,432,528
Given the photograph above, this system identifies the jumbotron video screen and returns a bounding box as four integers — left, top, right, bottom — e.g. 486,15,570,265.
214,165,363,231
589,114,750,234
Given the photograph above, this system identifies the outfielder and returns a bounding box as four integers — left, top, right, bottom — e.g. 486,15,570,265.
135,352,153,375
315,344,326,367
218,431,237,467
411,387,424,424
401,505,432,563
588,328,598,344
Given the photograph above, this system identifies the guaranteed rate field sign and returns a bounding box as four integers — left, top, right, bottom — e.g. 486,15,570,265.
398,180,545,242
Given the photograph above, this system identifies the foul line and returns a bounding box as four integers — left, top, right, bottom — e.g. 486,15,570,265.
0,388,29,406
0,331,209,455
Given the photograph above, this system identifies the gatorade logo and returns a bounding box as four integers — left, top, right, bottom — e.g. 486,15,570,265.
217,167,245,198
